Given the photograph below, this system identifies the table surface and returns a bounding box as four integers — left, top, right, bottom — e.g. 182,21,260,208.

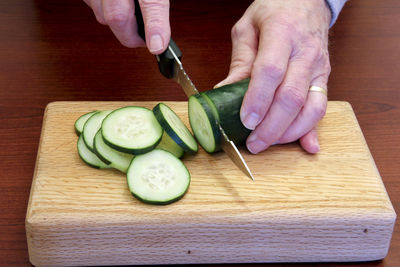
1,0,398,266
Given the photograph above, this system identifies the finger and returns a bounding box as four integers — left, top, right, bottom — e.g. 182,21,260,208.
299,127,320,154
139,0,170,54
278,56,330,144
84,0,106,25
246,56,314,154
102,0,145,48
240,24,292,131
278,85,327,144
214,19,258,88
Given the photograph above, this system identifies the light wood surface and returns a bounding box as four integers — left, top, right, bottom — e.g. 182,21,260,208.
2,1,400,266
25,101,396,266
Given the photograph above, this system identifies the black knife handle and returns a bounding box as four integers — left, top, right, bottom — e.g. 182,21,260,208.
134,0,182,79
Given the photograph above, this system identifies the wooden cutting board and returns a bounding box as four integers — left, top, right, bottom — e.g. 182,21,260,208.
26,101,396,266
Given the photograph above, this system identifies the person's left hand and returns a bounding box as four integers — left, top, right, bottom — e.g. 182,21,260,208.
215,0,332,154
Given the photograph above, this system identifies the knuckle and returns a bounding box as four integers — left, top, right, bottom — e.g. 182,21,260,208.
324,59,332,75
231,21,247,39
278,85,306,111
104,9,129,28
313,103,327,120
95,15,107,25
255,63,285,82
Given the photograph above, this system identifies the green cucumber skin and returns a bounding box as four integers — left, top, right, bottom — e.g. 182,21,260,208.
153,103,198,155
74,111,97,136
103,136,161,155
204,78,251,145
129,186,189,205
189,94,222,153
156,132,184,158
77,135,110,169
93,130,118,166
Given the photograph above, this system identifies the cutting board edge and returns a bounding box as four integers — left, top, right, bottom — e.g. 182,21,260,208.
25,100,397,266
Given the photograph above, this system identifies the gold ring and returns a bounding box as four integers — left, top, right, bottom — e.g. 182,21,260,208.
309,86,327,96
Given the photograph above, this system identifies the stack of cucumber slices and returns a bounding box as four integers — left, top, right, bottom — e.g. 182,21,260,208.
75,103,197,205
75,79,252,205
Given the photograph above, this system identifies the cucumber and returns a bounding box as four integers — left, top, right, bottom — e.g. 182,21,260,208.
156,132,184,158
93,130,184,173
101,106,163,154
203,78,251,145
74,111,97,136
93,130,134,173
77,135,110,169
188,94,221,153
153,103,198,154
127,149,190,205
188,78,251,153
82,110,112,152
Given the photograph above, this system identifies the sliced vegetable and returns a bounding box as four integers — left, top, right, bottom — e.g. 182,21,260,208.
102,106,163,154
74,111,97,136
93,130,134,173
203,78,251,145
153,103,198,154
156,132,184,158
77,135,110,169
127,149,190,205
75,103,194,206
82,110,112,152
188,94,221,153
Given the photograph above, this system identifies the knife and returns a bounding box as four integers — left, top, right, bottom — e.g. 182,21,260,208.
134,0,254,181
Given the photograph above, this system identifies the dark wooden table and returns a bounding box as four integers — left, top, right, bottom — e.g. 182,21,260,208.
1,0,398,266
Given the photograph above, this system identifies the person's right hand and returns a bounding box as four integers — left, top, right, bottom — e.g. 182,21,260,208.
83,0,170,54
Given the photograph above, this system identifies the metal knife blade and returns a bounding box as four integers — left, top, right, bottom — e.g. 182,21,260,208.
168,48,254,181
166,46,199,97
133,0,254,180
218,125,255,181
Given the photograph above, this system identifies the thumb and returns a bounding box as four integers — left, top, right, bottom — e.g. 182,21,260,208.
138,0,171,54
214,19,257,88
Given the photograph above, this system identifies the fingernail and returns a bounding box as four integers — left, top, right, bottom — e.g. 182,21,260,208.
214,78,230,89
313,139,320,152
247,139,267,154
213,82,224,89
149,34,163,53
242,112,260,130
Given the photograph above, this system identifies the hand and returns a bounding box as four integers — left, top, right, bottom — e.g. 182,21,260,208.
216,0,331,154
83,0,170,54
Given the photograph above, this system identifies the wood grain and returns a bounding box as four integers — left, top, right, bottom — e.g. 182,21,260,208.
1,0,400,266
25,101,395,266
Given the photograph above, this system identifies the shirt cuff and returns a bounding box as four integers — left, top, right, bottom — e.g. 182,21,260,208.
325,0,348,27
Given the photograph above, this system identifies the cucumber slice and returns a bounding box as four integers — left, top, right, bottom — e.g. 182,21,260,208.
201,93,220,121
127,149,190,205
204,78,251,145
102,106,163,154
82,110,112,152
153,103,198,154
74,111,97,136
156,132,184,158
93,130,134,173
188,94,221,153
77,135,110,169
